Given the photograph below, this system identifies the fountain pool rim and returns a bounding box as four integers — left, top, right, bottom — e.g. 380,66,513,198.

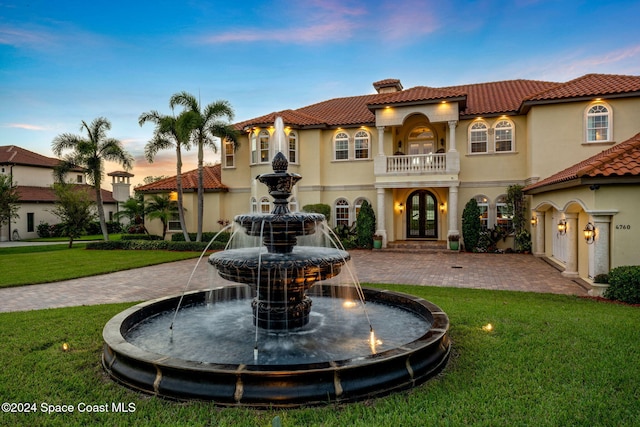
102,284,450,407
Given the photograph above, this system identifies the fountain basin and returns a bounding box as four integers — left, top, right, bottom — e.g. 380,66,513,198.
102,284,450,407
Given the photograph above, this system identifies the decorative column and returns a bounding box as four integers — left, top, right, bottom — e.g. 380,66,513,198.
447,120,457,152
376,188,387,247
446,121,460,174
447,184,459,248
374,126,386,175
562,213,579,278
377,126,385,155
533,210,545,257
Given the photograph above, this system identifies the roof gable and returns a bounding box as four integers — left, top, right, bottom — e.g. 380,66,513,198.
524,74,640,102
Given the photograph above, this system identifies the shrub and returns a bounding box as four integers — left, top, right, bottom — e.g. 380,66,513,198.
462,198,481,252
37,222,51,238
85,240,227,251
604,266,640,304
171,232,231,244
515,229,532,253
355,200,376,249
120,234,163,241
302,204,331,222
593,273,609,284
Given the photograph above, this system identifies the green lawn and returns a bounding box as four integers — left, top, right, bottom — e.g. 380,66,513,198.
0,245,200,288
0,285,638,426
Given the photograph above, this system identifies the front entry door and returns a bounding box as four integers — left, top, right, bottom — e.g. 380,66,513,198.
407,190,438,238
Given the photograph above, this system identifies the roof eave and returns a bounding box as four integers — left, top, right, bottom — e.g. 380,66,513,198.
520,90,640,114
367,96,467,112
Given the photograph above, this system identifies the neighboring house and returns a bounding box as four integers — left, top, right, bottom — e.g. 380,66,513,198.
138,73,640,286
135,164,228,237
0,145,123,241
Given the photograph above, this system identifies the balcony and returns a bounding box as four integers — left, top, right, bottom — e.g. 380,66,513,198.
374,151,460,187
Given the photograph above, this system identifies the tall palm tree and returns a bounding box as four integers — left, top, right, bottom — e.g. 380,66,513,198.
170,91,238,242
144,194,179,240
138,109,192,241
52,117,134,241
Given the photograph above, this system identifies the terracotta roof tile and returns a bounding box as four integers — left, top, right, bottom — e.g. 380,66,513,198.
0,145,60,168
368,86,466,106
525,74,640,101
17,184,117,203
524,132,640,192
136,164,227,193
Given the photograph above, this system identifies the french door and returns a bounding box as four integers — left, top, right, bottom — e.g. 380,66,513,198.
407,190,438,238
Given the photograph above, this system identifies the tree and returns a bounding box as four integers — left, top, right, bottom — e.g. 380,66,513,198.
52,117,134,241
51,182,96,248
145,194,179,240
170,91,238,242
462,198,482,252
0,174,20,235
505,184,530,252
114,194,147,234
139,108,193,241
356,200,376,249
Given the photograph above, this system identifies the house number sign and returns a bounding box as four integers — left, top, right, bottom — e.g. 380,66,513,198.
615,224,631,230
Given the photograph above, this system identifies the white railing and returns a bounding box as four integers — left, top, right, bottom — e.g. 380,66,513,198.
386,153,447,174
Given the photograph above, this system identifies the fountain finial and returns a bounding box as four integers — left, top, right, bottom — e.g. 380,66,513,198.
272,151,288,173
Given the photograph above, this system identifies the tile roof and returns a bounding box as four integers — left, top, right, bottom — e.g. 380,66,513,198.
0,145,60,168
524,73,640,102
135,164,227,193
235,73,639,129
524,132,640,192
17,184,117,203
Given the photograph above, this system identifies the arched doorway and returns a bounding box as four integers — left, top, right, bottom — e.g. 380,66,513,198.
406,190,438,239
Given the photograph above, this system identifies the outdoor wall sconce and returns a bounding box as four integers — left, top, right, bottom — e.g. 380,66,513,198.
583,222,596,244
397,203,404,214
531,216,537,227
557,219,567,235
439,203,446,213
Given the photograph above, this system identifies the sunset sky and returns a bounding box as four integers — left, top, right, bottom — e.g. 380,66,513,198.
2,0,639,188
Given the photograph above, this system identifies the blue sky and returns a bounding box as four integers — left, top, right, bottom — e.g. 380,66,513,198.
2,0,639,187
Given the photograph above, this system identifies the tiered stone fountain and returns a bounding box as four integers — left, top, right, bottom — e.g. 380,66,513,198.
102,119,450,407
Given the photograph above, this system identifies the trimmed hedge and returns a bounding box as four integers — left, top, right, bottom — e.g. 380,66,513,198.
171,232,232,244
120,234,163,241
85,240,227,251
604,265,640,304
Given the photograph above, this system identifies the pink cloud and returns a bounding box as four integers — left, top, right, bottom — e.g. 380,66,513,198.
5,123,48,131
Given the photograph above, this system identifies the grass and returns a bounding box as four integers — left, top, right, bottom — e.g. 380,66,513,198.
0,245,201,288
0,285,638,426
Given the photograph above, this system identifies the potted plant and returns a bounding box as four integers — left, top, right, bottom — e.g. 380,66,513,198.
589,273,610,297
373,234,383,249
448,234,460,251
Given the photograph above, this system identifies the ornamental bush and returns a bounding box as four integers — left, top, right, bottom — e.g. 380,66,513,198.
604,266,640,304
356,200,376,249
462,198,481,252
302,204,331,222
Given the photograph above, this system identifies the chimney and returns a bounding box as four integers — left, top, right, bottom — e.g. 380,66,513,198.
373,79,403,94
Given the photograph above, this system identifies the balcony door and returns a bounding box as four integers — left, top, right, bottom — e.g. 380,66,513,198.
407,190,438,239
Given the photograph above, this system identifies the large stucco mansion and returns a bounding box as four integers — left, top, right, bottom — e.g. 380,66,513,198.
137,73,640,284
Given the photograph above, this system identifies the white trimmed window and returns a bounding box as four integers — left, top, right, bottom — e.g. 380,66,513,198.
354,130,370,159
250,197,258,213
223,139,235,168
335,198,350,227
474,195,489,229
260,197,271,214
494,120,514,152
250,132,258,164
469,121,488,153
586,103,611,142
288,130,298,163
334,132,349,160
259,130,270,163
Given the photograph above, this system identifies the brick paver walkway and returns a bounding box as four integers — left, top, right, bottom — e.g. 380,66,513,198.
0,250,588,313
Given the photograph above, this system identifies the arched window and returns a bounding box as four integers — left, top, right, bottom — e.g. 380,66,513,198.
586,103,611,142
354,130,370,159
334,198,350,227
250,197,258,213
353,197,370,222
288,130,298,163
496,195,512,231
474,195,489,229
334,132,349,160
260,197,271,214
258,130,270,163
494,120,514,152
469,121,488,153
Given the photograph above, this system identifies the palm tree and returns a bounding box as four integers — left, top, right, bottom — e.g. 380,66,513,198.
114,194,147,234
52,117,134,241
138,109,192,241
145,194,178,240
170,91,238,242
